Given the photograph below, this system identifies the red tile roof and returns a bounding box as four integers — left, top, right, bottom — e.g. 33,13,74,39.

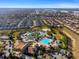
14,42,26,50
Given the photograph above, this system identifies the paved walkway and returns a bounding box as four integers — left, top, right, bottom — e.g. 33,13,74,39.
60,27,79,59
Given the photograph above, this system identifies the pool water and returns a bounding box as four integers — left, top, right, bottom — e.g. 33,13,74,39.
40,37,52,45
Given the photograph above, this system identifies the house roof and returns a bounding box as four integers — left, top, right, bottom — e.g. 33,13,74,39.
14,41,26,50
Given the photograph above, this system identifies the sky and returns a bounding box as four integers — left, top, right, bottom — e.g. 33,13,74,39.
0,0,79,8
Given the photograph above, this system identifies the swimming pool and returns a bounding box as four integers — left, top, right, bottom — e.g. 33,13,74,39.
39,37,52,45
